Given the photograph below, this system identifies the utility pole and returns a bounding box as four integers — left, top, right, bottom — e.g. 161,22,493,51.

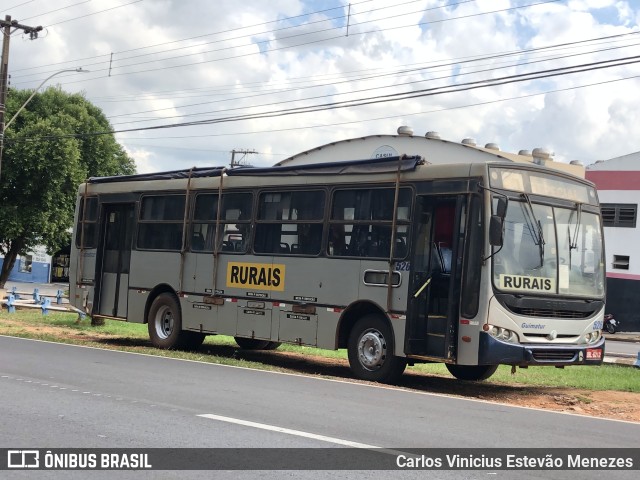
230,149,257,168
0,15,43,180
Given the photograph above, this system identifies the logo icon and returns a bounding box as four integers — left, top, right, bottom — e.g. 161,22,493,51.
8,450,39,468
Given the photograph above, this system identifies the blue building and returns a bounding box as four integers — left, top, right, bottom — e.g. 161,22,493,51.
0,246,52,284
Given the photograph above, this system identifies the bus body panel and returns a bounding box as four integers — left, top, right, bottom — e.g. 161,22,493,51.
129,251,181,297
128,289,148,324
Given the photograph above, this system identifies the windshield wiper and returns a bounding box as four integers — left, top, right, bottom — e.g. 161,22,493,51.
569,202,582,250
567,202,582,267
521,193,545,268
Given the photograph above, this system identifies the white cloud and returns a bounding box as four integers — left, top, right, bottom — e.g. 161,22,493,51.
122,145,155,173
6,0,640,171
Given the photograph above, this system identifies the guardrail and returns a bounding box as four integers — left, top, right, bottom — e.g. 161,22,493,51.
2,287,85,319
6,287,68,304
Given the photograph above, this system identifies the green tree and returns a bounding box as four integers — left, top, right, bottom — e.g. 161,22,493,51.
0,86,136,288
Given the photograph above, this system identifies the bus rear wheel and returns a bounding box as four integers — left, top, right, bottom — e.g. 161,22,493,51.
148,293,205,350
347,314,406,384
234,337,281,350
445,364,498,381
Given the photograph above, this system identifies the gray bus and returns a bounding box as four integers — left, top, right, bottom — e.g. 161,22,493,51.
70,135,605,383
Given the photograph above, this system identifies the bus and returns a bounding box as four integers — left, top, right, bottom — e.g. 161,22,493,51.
69,130,606,383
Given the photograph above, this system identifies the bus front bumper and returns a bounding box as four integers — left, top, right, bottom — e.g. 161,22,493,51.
478,332,605,366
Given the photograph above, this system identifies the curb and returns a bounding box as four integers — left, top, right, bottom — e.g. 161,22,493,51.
603,334,640,344
603,355,638,368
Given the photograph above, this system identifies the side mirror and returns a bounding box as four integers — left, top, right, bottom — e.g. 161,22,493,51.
495,197,507,218
489,215,504,246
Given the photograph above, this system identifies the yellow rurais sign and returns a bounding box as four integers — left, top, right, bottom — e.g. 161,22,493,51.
226,262,286,291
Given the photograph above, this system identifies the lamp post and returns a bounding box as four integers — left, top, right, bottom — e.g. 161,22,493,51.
0,67,88,180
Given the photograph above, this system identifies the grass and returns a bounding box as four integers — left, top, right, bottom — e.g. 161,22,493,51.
0,309,637,393
412,363,639,392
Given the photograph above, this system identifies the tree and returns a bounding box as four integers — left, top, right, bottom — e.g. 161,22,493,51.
0,86,136,288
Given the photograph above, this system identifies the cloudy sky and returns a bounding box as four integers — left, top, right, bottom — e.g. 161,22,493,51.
3,0,640,172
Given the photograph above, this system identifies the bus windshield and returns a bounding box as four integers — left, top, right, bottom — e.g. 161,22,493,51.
492,199,604,298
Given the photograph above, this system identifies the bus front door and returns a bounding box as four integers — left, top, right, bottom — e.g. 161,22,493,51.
406,196,463,360
96,204,135,318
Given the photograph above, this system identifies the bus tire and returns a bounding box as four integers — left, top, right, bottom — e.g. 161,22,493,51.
347,314,406,384
234,337,272,350
147,293,194,350
445,364,498,381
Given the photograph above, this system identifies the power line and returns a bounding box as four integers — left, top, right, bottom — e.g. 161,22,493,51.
19,0,93,22
102,0,475,73
104,36,640,126
102,72,640,150
9,55,640,144
149,55,640,128
14,0,566,91
3,0,36,11
94,0,567,80
45,0,144,27
85,30,640,106
8,0,378,76
10,0,559,85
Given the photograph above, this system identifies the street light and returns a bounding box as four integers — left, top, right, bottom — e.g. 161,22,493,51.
0,67,89,180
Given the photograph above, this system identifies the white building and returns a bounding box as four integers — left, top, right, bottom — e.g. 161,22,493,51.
275,127,584,178
586,152,640,332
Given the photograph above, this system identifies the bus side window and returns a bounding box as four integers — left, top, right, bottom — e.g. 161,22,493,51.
349,226,369,257
138,195,186,251
255,190,324,255
191,232,205,251
328,187,412,259
328,225,346,256
296,223,322,255
76,196,98,249
254,224,283,254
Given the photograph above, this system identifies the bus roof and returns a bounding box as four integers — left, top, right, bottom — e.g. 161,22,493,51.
88,166,225,184
85,156,423,186
82,129,584,190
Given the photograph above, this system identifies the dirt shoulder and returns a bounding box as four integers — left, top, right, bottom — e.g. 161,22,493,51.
4,318,640,423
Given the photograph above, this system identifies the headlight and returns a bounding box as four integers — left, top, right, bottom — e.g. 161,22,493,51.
587,331,600,344
486,324,519,344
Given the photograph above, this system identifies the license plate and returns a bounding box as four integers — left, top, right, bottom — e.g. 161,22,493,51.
586,348,602,360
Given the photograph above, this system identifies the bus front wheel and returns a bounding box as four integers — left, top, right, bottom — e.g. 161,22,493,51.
234,337,281,350
347,314,406,384
148,293,205,350
445,364,498,381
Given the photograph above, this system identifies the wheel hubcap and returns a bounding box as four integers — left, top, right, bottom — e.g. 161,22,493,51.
357,329,386,371
156,306,174,339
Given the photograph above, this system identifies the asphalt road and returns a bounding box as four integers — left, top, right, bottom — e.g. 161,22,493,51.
0,336,638,480
606,338,640,357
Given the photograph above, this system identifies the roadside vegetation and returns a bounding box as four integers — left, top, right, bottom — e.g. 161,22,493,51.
0,309,637,393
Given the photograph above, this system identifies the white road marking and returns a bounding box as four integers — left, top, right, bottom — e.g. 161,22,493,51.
198,414,411,457
199,413,379,449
